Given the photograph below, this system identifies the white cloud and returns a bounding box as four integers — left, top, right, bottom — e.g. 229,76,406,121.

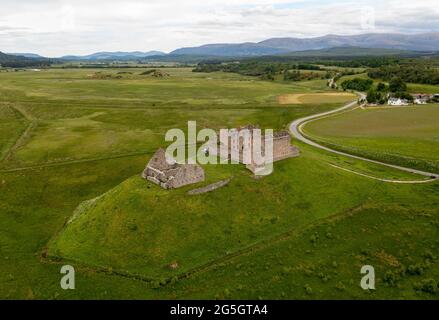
0,0,438,56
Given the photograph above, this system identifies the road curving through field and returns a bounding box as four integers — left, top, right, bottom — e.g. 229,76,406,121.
289,93,439,183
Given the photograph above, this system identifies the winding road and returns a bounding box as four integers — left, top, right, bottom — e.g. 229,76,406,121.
289,93,439,182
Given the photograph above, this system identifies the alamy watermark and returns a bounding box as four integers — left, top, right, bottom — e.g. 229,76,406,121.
60,265,75,290
164,121,274,176
360,6,376,31
361,265,376,290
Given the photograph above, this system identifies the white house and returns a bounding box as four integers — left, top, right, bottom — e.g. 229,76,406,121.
388,98,409,106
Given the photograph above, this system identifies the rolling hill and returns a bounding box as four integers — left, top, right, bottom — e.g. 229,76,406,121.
61,51,166,61
170,33,439,57
7,53,46,59
0,52,50,67
170,43,288,57
144,47,426,64
282,47,415,57
6,33,439,64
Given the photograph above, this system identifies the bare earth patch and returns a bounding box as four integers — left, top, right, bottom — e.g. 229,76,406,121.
374,250,401,267
278,92,356,105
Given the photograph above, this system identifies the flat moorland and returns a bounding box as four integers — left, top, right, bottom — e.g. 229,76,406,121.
0,68,341,168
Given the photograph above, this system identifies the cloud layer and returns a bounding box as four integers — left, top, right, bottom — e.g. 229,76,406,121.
0,0,438,56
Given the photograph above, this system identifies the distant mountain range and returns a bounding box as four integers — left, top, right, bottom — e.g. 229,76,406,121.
0,52,51,67
170,33,439,57
282,46,415,57
60,51,166,61
7,53,46,59
171,43,286,57
3,33,439,63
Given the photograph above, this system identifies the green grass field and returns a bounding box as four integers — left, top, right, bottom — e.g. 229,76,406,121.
0,67,438,299
0,104,28,161
303,105,439,173
0,68,338,168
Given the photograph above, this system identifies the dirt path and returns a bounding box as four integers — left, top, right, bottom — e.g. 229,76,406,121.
1,103,37,163
8,103,35,121
0,150,151,173
328,163,436,184
289,93,439,182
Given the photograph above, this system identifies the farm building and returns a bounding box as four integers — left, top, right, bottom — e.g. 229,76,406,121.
414,98,427,105
142,148,205,189
412,94,431,104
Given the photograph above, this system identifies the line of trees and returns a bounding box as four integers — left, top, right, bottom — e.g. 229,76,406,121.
193,61,332,81
340,75,414,104
368,64,439,85
366,77,413,104
340,78,374,91
282,70,326,81
318,57,400,68
193,61,325,75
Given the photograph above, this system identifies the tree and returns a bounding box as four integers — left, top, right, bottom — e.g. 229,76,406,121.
377,82,386,92
341,78,373,91
394,91,414,102
368,64,439,85
366,89,379,103
389,77,407,93
283,70,301,81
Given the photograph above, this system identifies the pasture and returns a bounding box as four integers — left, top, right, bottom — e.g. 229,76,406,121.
303,105,439,173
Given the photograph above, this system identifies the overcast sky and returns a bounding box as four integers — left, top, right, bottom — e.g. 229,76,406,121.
1,0,438,57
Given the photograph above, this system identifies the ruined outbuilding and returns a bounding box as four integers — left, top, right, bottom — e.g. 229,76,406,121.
142,148,205,189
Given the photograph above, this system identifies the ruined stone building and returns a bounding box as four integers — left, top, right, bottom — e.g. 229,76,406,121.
271,131,300,162
210,125,300,174
142,148,205,189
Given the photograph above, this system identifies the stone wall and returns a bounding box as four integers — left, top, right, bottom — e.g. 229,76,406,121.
169,165,205,189
272,135,300,162
188,179,231,195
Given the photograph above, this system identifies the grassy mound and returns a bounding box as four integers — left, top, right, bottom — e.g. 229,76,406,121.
48,153,380,280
